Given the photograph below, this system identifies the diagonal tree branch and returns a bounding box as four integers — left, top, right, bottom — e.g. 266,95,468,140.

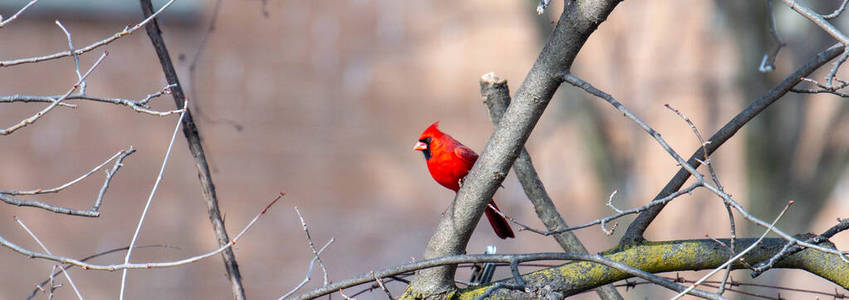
137,1,246,299
479,72,623,300
620,43,846,245
405,1,624,297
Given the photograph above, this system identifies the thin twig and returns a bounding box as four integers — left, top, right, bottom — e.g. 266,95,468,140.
664,103,737,294
0,147,135,216
671,201,794,299
618,275,849,299
15,217,83,300
280,238,335,299
606,190,623,213
27,244,178,300
0,84,181,116
545,181,701,235
781,0,849,45
119,99,187,299
0,0,176,67
0,194,283,271
565,73,849,259
1,51,108,135
780,0,849,87
3,149,130,195
47,264,57,300
295,207,329,285
495,182,700,236
751,217,849,276
824,0,849,19
373,272,394,299
55,20,86,94
0,0,39,28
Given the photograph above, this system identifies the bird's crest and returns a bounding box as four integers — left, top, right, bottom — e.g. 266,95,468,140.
420,121,443,139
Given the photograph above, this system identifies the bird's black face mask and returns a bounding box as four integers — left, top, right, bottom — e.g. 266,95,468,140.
418,137,432,160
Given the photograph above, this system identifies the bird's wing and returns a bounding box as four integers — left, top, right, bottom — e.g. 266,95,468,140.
453,145,479,165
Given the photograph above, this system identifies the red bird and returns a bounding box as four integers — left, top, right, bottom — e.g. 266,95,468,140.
413,121,515,239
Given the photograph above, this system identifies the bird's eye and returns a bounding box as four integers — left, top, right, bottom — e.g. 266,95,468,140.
419,137,432,144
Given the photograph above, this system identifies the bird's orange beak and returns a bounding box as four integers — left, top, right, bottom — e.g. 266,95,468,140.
413,141,427,151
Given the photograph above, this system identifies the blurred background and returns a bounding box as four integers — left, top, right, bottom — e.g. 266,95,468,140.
1,0,848,298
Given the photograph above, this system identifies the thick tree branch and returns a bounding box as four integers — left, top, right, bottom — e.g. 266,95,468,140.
405,1,624,297
620,43,846,245
137,1,246,299
479,73,623,300
297,237,847,299
458,238,847,299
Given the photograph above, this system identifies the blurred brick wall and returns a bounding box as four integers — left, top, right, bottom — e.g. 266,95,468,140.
0,0,846,299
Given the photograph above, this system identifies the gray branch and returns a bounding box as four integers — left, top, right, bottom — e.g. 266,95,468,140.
620,43,846,244
479,73,623,300
0,147,135,216
407,1,624,297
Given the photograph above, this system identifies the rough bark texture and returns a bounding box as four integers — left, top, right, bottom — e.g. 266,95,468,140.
457,238,848,299
139,1,246,299
480,73,623,300
404,1,624,298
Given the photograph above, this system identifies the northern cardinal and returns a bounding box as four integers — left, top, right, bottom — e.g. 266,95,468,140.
413,121,515,239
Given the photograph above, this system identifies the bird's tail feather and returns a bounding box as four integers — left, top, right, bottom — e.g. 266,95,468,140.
485,201,515,239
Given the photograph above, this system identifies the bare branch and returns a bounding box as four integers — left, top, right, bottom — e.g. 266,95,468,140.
672,201,793,299
293,252,726,300
751,217,849,276
565,73,849,259
138,0,247,297
479,72,623,300
0,0,38,28
4,149,129,196
119,99,187,299
372,272,394,299
780,0,849,87
409,2,625,295
0,0,176,68
522,182,701,236
55,20,86,93
781,0,849,45
15,217,83,300
824,0,849,19
1,51,108,135
1,84,181,116
621,44,845,243
664,103,737,294
294,207,330,285
280,238,335,299
0,194,282,271
0,147,135,216
563,74,703,178
27,244,178,300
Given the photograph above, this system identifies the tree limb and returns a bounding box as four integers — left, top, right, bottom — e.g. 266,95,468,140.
297,237,847,299
479,73,623,300
620,43,846,245
405,1,624,297
137,1,246,299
